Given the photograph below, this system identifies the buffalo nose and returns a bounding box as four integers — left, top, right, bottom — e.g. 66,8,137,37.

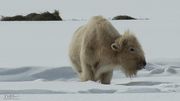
143,61,147,66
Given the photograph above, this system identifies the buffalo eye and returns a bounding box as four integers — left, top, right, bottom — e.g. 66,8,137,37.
129,47,135,52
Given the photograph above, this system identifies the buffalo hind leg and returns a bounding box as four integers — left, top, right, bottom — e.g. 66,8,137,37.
80,62,95,81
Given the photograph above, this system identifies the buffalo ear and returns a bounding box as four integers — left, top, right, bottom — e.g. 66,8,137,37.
111,43,119,51
111,38,128,51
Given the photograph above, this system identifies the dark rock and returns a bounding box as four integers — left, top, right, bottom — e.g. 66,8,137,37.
112,15,136,20
1,10,62,21
1,15,27,21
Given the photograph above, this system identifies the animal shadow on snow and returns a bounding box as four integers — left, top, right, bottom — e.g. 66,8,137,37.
78,89,117,94
31,67,77,81
0,66,77,81
0,67,31,75
117,81,170,86
0,89,67,94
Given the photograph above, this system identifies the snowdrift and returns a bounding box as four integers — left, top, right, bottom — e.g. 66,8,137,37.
0,61,180,95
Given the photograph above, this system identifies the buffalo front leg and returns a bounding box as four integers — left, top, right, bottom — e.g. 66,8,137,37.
100,71,113,84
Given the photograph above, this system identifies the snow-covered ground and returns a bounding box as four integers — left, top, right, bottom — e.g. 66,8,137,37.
0,61,180,101
0,0,180,101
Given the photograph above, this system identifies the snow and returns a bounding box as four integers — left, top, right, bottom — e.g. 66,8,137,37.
1,94,180,101
0,0,180,101
0,62,180,101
